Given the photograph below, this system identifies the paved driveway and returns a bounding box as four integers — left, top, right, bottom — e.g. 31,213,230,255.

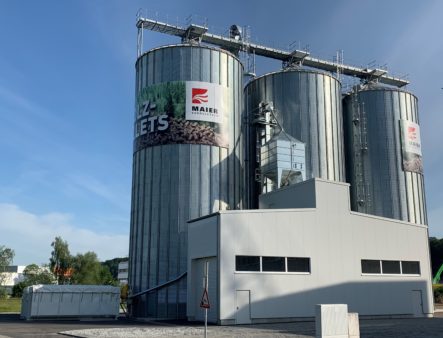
1,313,443,338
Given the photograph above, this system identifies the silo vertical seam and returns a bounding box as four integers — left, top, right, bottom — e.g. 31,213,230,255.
322,75,327,179
384,91,392,218
153,146,161,316
332,78,338,182
231,56,237,208
166,145,173,317
135,152,141,291
330,76,336,181
323,75,329,179
307,74,313,180
316,75,322,178
391,91,403,220
139,149,146,300
146,147,153,313
128,153,136,291
338,84,345,181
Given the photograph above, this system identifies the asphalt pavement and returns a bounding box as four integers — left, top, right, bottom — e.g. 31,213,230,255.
1,312,443,338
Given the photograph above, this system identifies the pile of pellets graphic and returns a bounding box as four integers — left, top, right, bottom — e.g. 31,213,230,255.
136,118,222,149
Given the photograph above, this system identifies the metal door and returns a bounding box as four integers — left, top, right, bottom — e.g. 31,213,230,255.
411,290,423,317
235,290,251,324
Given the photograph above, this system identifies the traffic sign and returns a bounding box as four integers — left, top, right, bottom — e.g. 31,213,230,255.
200,288,210,309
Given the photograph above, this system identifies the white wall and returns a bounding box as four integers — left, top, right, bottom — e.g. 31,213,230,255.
188,179,433,324
187,214,218,321
1,266,26,291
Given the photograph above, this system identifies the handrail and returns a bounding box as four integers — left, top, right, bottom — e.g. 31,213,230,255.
129,271,187,298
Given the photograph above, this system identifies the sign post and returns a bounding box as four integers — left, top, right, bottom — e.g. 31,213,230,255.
200,260,210,338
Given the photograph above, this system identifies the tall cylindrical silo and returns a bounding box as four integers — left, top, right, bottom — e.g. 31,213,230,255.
343,85,427,224
244,69,345,208
129,44,243,319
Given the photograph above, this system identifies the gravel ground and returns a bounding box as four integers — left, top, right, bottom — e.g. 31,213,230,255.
61,325,314,338
60,315,443,338
2,312,443,338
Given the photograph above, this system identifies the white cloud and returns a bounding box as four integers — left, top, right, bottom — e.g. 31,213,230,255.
0,203,128,266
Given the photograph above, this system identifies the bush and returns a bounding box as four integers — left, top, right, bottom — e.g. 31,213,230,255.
0,287,7,299
12,282,27,298
120,284,129,300
433,284,443,303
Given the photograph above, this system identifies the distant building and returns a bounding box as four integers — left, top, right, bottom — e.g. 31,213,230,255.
1,265,26,294
118,261,128,285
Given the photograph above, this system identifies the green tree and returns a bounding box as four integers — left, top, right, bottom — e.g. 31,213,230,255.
47,237,117,286
430,237,443,282
101,257,128,279
71,252,116,285
49,237,72,284
23,264,55,285
0,245,14,274
0,245,15,298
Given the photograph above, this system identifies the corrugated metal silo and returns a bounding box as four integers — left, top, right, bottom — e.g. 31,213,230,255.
244,69,345,207
343,85,427,224
129,44,243,318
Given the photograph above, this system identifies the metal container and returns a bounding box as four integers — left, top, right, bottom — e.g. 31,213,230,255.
244,69,345,207
129,44,243,318
343,85,427,224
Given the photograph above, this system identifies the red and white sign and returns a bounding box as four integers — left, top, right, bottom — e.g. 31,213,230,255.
186,81,225,123
401,120,422,156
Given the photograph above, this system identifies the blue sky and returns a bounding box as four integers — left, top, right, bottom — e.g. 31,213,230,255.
1,0,442,265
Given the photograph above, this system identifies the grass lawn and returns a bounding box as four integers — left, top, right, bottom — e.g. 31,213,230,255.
0,297,21,313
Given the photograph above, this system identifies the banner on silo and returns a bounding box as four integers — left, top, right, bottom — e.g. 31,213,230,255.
400,120,423,174
133,81,229,152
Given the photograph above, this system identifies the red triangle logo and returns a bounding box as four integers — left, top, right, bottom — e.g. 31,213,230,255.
200,289,210,309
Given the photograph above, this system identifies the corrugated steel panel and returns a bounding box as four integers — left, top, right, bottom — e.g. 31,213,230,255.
244,69,345,208
129,45,243,319
343,86,427,224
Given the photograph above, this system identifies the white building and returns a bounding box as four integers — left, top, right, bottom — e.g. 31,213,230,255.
118,261,128,285
1,265,26,294
187,179,433,324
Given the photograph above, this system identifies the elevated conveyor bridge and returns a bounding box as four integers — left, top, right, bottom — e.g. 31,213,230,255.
136,17,409,87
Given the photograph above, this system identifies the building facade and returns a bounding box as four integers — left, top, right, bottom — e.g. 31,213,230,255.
187,179,433,324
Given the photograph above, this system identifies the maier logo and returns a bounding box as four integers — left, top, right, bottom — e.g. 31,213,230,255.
186,81,225,124
192,88,208,104
408,126,417,140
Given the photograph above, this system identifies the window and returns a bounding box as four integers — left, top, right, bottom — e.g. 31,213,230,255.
235,255,312,274
236,256,260,271
262,256,285,272
287,257,311,273
361,260,381,274
382,260,401,274
402,261,420,275
362,259,420,275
